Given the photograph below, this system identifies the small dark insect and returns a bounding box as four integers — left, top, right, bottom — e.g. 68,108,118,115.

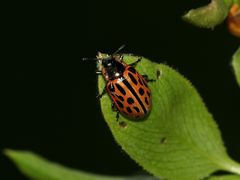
119,121,128,128
157,69,161,79
160,137,167,144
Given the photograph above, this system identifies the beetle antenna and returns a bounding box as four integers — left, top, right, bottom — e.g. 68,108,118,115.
82,57,98,61
113,44,125,55
82,45,125,61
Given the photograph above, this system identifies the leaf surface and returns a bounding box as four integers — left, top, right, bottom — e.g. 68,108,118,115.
5,150,156,180
99,54,240,180
182,0,232,28
232,47,240,86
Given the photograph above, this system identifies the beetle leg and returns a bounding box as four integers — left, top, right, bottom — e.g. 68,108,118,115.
129,57,142,67
142,75,156,82
111,103,120,121
96,87,106,100
116,111,120,121
119,54,124,62
112,103,118,111
96,70,102,75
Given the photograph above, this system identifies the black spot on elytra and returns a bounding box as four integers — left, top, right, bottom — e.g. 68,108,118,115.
127,97,134,104
147,91,150,97
139,87,144,96
108,84,115,92
133,106,140,113
116,83,126,95
145,97,149,105
128,72,137,85
116,95,124,101
116,100,124,108
128,67,136,74
126,107,132,113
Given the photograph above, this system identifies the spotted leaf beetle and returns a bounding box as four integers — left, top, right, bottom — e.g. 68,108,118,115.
84,47,154,121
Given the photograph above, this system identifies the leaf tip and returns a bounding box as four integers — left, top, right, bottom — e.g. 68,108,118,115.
3,148,13,157
183,0,230,28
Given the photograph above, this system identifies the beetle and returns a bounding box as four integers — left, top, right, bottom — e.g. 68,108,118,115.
84,48,154,121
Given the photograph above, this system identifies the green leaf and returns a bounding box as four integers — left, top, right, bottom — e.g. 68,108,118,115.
233,0,240,5
182,0,232,28
5,149,157,180
232,47,240,87
98,54,240,180
208,175,240,180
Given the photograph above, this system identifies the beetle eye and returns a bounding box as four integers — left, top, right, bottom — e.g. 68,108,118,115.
103,58,113,67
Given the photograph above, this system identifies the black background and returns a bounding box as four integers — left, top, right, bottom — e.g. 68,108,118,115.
2,1,240,179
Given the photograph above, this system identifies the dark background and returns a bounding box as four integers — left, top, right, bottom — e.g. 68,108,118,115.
2,1,240,179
